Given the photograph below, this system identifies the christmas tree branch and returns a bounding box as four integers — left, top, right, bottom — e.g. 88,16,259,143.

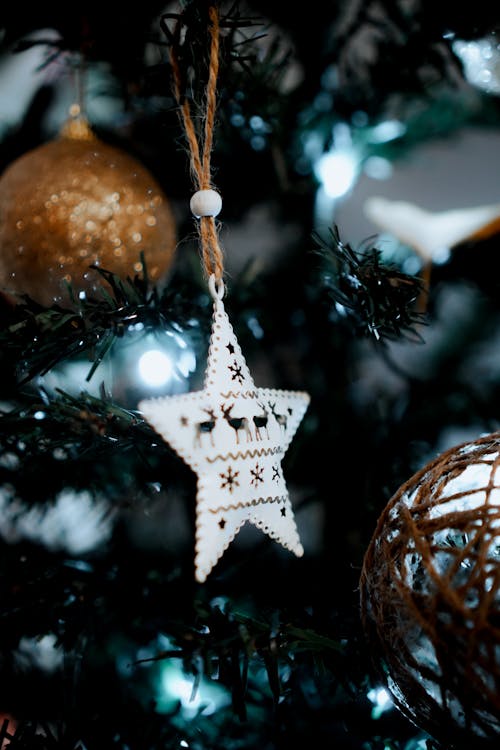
0,257,209,386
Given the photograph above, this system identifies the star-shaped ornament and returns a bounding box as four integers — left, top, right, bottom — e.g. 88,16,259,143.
364,197,500,262
139,277,310,583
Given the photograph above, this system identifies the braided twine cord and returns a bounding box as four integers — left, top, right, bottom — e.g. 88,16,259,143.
169,5,224,283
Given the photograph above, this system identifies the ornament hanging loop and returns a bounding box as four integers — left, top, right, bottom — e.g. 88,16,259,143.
208,273,225,302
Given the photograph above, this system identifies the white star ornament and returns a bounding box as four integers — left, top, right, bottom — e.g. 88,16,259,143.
139,277,310,583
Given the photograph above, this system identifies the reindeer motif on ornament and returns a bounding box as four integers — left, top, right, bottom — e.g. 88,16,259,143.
269,402,290,432
192,398,292,449
221,402,253,444
194,408,218,447
252,402,269,440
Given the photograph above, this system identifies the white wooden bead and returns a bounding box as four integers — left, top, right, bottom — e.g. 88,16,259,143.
190,189,222,218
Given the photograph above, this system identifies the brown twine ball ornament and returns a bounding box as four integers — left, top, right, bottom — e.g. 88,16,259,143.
0,110,177,306
360,431,500,746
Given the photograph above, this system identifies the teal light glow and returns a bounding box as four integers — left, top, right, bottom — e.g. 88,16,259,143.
367,685,393,719
159,662,230,718
315,149,359,198
138,349,174,387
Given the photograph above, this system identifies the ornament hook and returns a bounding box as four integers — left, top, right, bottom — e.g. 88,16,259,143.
208,273,225,302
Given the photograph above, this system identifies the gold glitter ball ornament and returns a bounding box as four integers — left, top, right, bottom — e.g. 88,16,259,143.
0,116,177,306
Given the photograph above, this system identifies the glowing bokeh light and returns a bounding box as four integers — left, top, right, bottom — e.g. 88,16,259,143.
138,349,174,387
160,662,230,718
367,685,393,719
453,36,500,94
315,150,359,198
